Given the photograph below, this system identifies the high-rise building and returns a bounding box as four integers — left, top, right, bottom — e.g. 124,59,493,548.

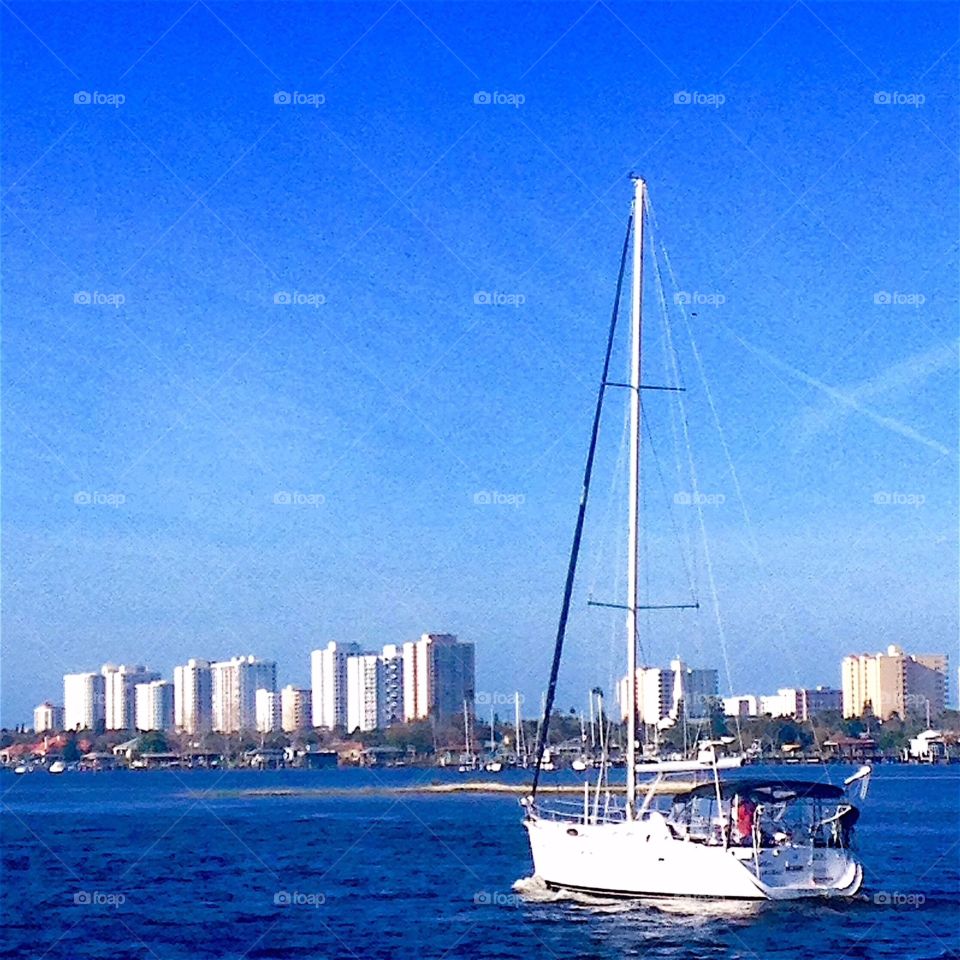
381,644,404,726
618,662,719,724
402,634,475,723
310,642,360,729
135,680,175,731
280,686,310,733
255,689,281,734
63,672,106,731
174,659,213,735
104,664,159,730
842,646,948,720
33,701,63,733
211,656,277,733
346,654,385,733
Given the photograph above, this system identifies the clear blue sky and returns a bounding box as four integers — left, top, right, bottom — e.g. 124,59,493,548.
3,2,957,726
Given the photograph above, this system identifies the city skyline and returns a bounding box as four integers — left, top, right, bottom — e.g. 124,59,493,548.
32,639,950,734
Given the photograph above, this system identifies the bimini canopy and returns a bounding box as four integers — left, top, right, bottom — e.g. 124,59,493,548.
673,779,846,804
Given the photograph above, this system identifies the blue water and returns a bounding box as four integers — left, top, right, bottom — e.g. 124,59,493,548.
2,765,957,959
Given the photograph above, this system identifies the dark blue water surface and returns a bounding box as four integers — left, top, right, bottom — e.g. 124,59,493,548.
2,764,958,959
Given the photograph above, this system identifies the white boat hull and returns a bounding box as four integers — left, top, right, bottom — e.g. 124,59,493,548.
524,815,863,901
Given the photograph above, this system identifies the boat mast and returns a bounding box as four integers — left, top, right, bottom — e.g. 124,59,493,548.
626,175,645,818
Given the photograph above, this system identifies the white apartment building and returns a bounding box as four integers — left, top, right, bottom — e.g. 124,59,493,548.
255,688,281,734
174,658,213,735
618,661,719,725
63,671,106,731
280,686,310,733
135,680,175,731
211,656,277,733
104,664,159,730
310,642,360,729
346,654,385,733
33,701,63,733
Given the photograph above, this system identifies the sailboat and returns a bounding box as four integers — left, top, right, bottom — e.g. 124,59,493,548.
521,177,870,901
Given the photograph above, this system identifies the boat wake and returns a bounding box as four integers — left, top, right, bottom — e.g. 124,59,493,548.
512,875,768,919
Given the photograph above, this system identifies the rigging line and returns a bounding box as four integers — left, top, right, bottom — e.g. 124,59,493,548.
657,243,829,762
645,217,744,756
645,218,707,670
645,204,700,606
640,404,698,608
530,210,634,801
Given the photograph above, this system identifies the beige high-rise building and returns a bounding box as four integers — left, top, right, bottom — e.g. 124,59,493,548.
842,645,948,719
280,686,310,733
33,701,64,733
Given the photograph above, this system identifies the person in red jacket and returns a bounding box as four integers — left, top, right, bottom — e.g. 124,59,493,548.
736,796,756,846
